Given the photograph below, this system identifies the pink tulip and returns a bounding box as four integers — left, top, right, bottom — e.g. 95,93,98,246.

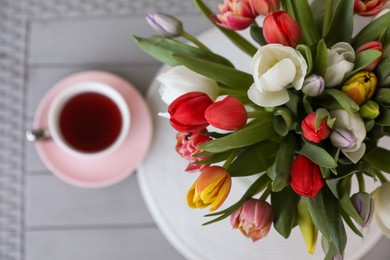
354,0,387,16
211,0,257,30
301,112,331,143
263,11,301,47
250,0,280,16
356,41,383,71
168,92,213,132
290,155,325,198
176,132,211,172
230,199,275,242
205,96,247,131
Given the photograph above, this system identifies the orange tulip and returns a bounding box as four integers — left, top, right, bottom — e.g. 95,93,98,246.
186,166,232,211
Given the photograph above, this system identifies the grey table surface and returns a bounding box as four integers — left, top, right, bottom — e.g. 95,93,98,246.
0,0,389,259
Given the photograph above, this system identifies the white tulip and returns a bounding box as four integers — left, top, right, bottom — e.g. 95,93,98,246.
324,42,355,88
372,182,390,238
248,44,307,107
330,110,366,163
157,66,219,105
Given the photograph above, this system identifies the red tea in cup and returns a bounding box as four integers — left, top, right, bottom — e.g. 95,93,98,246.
59,92,123,152
48,82,130,158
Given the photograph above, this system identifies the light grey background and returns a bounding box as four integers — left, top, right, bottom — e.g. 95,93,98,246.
0,0,389,259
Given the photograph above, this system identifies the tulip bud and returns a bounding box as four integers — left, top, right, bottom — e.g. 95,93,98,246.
301,112,331,143
351,192,375,227
230,199,274,242
341,71,377,105
372,182,390,238
356,41,383,71
146,12,184,37
212,0,257,30
176,132,212,172
302,74,325,97
330,128,357,149
168,92,213,132
250,0,280,16
354,0,387,16
290,155,325,198
359,100,380,119
263,11,301,47
205,96,247,131
297,200,318,254
187,166,232,211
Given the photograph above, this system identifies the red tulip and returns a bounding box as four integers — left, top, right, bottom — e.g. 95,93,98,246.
301,112,331,143
176,132,211,172
262,11,301,47
168,92,213,132
205,96,247,130
354,0,386,16
211,0,257,30
230,198,274,242
290,155,324,198
250,0,280,16
356,41,383,71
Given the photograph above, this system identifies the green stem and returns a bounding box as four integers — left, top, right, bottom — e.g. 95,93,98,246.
357,173,366,192
247,110,267,118
322,0,333,37
259,185,272,201
182,31,211,51
376,170,388,184
222,150,239,169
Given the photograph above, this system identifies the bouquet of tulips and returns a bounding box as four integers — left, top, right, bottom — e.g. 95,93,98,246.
134,0,390,257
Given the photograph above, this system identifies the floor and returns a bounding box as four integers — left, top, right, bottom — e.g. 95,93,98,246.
1,0,389,259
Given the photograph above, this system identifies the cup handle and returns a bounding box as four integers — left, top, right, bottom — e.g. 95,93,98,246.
25,128,51,142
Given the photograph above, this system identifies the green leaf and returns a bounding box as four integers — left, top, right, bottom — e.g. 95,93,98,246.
194,150,235,165
173,54,252,90
324,89,360,114
347,49,382,77
304,187,347,253
268,133,297,192
376,57,390,87
338,178,364,225
340,209,363,237
228,141,278,177
199,115,274,153
314,39,328,77
376,88,390,106
298,141,337,168
193,0,257,56
324,0,354,46
314,108,330,130
377,107,390,126
272,107,294,136
364,147,390,173
296,44,313,75
352,12,390,48
271,186,300,238
132,36,233,67
203,174,271,225
250,25,267,46
283,0,321,46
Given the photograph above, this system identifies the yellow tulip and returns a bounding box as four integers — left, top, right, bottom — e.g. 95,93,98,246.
359,100,380,119
297,199,318,254
186,166,231,211
341,71,377,105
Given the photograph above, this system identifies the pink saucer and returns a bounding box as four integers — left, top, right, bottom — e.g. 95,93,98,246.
34,71,153,188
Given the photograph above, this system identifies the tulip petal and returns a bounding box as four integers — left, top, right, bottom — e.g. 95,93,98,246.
248,84,290,107
259,58,296,92
342,143,366,163
210,176,231,211
373,182,390,238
